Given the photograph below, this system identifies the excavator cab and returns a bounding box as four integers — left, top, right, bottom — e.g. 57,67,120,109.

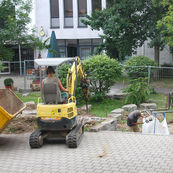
29,57,88,148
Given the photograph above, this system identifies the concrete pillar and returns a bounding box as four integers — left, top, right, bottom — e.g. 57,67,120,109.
88,0,92,16
73,0,78,28
59,0,64,28
102,0,106,9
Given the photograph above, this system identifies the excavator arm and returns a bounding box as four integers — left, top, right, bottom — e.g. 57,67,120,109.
66,57,89,109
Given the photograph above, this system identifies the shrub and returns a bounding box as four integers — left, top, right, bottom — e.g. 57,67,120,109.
83,54,122,96
0,61,3,71
58,64,71,87
123,78,151,106
125,55,157,78
4,78,14,86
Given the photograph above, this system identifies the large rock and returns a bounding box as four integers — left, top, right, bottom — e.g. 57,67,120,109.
108,108,124,120
140,103,157,109
106,92,127,99
108,113,122,120
80,104,92,111
122,104,137,112
25,101,36,110
89,118,117,132
20,109,37,118
110,108,124,115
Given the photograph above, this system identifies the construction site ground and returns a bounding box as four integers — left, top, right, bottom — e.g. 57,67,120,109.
2,115,173,134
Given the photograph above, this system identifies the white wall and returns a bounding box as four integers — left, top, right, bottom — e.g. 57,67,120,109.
136,40,173,66
35,0,103,39
35,0,105,58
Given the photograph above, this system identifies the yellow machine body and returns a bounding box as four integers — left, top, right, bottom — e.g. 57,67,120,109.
37,97,77,120
29,57,89,148
0,89,26,132
36,57,88,122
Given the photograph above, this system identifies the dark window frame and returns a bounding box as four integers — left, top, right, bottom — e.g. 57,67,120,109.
63,0,73,28
50,0,60,28
92,0,102,12
77,0,87,28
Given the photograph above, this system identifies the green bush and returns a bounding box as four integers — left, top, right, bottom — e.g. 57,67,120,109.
83,54,122,96
58,64,71,87
0,61,3,71
125,55,157,78
4,78,14,86
124,78,151,105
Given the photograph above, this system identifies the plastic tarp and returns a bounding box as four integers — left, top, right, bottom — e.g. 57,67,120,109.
142,113,170,135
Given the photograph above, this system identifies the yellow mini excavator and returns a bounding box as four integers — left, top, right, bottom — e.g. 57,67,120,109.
29,57,89,148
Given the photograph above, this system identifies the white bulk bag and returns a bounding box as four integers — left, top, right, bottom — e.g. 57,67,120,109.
142,114,169,135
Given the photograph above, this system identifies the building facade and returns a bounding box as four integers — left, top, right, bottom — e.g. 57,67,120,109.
35,0,106,59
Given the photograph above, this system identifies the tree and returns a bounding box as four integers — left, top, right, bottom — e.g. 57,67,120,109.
0,0,32,61
147,3,167,66
157,1,173,47
83,54,122,97
83,0,152,60
83,0,167,64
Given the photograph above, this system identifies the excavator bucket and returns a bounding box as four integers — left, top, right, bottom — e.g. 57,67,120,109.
0,89,26,132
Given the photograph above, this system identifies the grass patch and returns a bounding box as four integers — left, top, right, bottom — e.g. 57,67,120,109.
151,78,173,89
16,92,41,104
148,94,167,108
89,98,124,117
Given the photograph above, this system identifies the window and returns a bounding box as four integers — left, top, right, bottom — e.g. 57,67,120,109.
78,0,87,27
92,0,102,12
79,39,91,45
92,38,103,45
50,0,59,28
80,47,91,60
64,0,73,27
107,0,114,8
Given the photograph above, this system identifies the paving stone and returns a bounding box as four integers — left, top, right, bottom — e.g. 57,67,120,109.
122,104,137,112
0,132,173,173
140,103,157,109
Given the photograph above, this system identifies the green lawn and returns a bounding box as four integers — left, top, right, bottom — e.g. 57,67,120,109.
148,94,167,108
89,99,124,117
15,91,173,122
16,92,41,104
151,78,173,89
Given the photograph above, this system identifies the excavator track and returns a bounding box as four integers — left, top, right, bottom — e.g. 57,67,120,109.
29,129,43,148
66,123,84,148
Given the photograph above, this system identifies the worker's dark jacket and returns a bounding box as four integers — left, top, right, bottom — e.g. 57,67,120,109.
127,110,141,127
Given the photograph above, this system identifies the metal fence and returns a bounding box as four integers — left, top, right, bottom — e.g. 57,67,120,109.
0,60,34,75
1,60,173,93
124,66,173,84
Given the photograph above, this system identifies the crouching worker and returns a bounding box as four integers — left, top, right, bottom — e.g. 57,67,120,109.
127,110,144,132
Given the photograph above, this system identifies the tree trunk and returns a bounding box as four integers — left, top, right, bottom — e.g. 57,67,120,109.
154,46,160,66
